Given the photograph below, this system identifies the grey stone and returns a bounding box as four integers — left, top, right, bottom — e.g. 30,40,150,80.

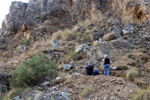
75,44,90,53
13,96,21,100
110,96,115,100
122,29,131,35
125,25,134,31
41,81,50,86
122,25,134,35
50,40,60,47
0,39,5,44
73,72,80,76
33,91,43,100
63,64,73,70
21,45,27,51
107,19,120,25
113,25,121,36
112,19,120,25
145,33,150,41
59,92,70,100
93,31,104,40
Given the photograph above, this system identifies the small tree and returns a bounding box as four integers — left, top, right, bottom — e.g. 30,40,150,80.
12,54,57,87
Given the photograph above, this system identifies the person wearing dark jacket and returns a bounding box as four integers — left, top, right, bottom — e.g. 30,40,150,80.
86,62,101,75
103,55,110,76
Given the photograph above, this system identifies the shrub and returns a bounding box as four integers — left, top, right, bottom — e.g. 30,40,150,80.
131,89,150,100
23,39,30,46
12,54,57,87
62,29,76,40
126,68,139,80
81,86,94,97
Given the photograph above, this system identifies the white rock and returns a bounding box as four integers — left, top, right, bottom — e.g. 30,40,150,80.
75,44,90,53
50,40,60,47
122,25,134,35
41,81,50,86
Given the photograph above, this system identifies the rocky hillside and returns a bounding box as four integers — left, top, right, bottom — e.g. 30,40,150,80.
1,0,150,100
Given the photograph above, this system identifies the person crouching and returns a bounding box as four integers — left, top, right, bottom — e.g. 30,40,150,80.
86,62,100,75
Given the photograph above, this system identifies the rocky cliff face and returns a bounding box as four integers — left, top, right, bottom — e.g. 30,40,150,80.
1,0,150,99
1,0,111,35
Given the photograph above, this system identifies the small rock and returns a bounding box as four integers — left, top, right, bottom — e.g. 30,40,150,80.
125,25,134,31
104,96,109,100
63,64,73,71
122,25,134,35
107,19,120,25
145,33,150,41
112,19,120,25
33,91,43,100
21,45,27,51
50,40,60,47
13,96,21,100
73,72,80,76
0,39,5,44
122,29,132,35
41,81,50,86
110,96,115,100
58,92,70,100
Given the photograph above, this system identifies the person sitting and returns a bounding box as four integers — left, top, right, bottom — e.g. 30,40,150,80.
86,62,101,75
103,55,111,76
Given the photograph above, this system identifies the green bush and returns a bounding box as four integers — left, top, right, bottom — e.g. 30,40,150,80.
23,39,30,46
12,54,57,87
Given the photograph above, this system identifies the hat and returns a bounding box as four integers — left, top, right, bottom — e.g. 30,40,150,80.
104,54,108,58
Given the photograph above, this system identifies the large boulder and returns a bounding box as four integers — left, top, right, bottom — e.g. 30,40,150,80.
75,44,90,53
3,2,28,34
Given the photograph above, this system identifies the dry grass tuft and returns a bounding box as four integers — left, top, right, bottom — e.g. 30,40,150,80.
131,89,150,100
81,86,94,97
126,67,139,80
62,29,75,40
51,30,63,40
